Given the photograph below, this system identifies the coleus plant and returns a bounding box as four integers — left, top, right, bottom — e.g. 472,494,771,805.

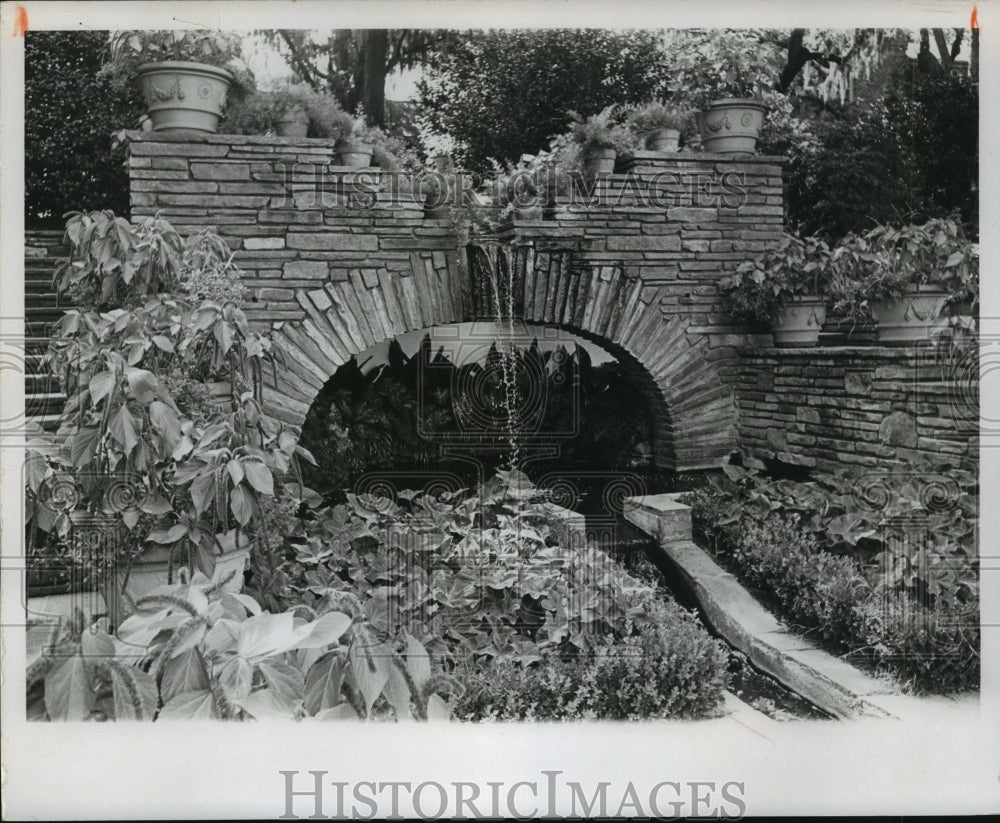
27,574,459,721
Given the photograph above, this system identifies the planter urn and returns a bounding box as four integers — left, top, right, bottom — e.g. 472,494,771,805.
644,128,681,152
698,99,768,153
582,146,616,179
136,61,233,133
870,285,950,344
110,528,252,625
770,295,827,347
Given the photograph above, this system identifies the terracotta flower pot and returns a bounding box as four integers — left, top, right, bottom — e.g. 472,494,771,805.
337,138,374,167
644,128,681,152
136,61,233,133
514,205,544,221
870,285,950,344
582,146,616,179
276,106,309,138
698,99,768,154
770,296,827,347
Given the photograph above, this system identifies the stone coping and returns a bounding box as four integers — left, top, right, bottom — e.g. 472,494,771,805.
127,132,788,164
738,345,925,357
128,130,339,146
622,150,788,163
623,493,929,721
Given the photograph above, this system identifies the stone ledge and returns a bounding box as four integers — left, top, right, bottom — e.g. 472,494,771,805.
128,130,338,147
738,345,917,358
622,493,692,542
621,150,788,165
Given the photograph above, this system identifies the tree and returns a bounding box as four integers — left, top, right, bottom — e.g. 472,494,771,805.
263,29,454,127
25,31,145,225
417,29,671,172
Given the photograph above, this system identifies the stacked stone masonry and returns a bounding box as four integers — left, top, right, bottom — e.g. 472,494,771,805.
736,346,977,472
127,133,974,475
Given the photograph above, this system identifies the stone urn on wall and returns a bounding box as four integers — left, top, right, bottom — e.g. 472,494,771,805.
870,285,950,344
698,99,768,153
136,62,234,132
770,295,827,347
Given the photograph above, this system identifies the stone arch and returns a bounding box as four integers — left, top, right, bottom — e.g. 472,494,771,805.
263,249,737,472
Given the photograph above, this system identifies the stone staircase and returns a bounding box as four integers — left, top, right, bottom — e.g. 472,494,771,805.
24,229,70,430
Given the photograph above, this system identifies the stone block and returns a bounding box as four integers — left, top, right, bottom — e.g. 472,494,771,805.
879,411,918,447
284,260,329,279
191,163,250,181
287,233,379,251
256,287,294,302
844,370,874,395
766,428,787,450
244,237,286,250
668,206,721,223
131,142,229,158
622,494,692,542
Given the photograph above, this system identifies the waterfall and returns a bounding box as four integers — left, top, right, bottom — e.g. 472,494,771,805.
473,243,521,469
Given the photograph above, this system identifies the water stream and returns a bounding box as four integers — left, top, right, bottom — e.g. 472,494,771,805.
474,242,521,469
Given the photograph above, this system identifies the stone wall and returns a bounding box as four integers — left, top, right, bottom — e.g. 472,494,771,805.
735,345,977,472
128,132,788,471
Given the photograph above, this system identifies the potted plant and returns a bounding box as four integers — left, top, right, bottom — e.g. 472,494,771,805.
101,30,250,133
331,108,386,167
626,102,691,152
222,84,345,139
670,30,775,154
420,170,453,220
719,232,833,347
34,211,313,626
831,218,979,344
488,157,547,222
566,106,633,179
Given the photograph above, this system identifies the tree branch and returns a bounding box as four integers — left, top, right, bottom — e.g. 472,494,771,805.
932,28,954,71
778,28,849,93
950,27,964,61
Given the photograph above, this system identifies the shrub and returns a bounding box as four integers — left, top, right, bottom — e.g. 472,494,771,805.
25,31,145,224
783,70,978,242
453,593,729,720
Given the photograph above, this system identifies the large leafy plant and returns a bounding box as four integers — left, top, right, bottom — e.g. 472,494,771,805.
625,102,692,136
100,30,249,90
831,217,979,321
30,212,313,591
27,573,457,721
719,232,833,324
668,29,780,110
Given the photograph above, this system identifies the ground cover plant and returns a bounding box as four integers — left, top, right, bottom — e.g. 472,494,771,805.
30,470,730,721
245,470,731,720
680,460,979,693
